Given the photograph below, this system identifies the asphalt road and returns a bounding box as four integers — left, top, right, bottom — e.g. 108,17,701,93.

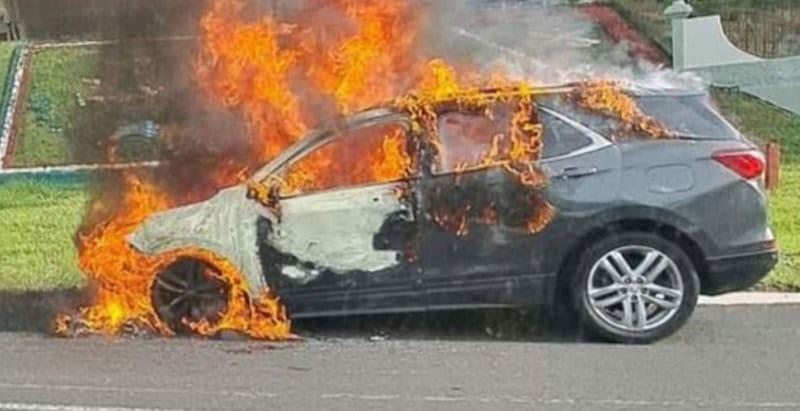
1,306,800,411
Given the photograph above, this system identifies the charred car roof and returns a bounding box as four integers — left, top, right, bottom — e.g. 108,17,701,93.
251,82,709,181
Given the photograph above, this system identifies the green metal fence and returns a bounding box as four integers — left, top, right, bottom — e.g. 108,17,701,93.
611,0,800,59
693,0,800,58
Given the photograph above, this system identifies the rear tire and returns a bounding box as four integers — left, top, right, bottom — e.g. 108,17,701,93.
151,257,229,334
571,232,699,344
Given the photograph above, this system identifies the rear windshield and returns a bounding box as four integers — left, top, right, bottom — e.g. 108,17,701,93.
540,94,740,140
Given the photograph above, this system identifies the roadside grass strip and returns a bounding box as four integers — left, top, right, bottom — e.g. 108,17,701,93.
0,180,86,291
766,165,800,290
713,90,800,290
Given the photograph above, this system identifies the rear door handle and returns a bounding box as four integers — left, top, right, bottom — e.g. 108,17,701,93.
554,166,598,179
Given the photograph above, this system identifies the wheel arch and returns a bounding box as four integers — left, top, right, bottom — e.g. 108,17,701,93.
554,209,713,299
132,237,269,294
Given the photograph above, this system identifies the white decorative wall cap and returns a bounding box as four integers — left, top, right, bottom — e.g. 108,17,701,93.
664,0,693,20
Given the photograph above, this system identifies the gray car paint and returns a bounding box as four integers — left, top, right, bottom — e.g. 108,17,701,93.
128,90,775,307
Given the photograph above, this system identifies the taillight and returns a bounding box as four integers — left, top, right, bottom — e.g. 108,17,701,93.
712,150,765,180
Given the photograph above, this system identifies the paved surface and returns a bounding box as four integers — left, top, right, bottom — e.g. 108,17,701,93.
1,305,800,410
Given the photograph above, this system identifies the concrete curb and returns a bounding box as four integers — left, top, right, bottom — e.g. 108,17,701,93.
0,161,161,175
34,36,195,50
699,292,800,306
0,162,162,185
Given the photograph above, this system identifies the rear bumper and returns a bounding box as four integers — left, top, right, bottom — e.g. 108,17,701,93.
702,249,778,295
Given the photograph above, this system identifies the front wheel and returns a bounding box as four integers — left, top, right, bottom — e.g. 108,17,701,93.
151,257,230,334
571,232,700,344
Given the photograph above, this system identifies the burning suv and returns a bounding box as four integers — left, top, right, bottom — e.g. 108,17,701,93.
129,84,777,343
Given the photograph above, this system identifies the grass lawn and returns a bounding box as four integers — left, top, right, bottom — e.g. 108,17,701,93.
10,43,178,168
766,165,800,290
12,48,96,168
713,90,800,290
0,181,86,290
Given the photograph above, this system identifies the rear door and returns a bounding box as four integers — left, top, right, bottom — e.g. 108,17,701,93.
419,105,621,308
418,104,551,307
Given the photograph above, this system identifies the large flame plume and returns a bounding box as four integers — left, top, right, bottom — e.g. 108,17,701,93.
58,0,669,339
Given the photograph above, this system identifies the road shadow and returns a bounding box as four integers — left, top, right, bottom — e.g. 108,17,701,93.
294,307,591,343
0,289,591,343
0,289,83,333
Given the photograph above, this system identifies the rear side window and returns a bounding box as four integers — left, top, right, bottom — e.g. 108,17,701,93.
539,97,624,140
435,106,592,168
636,95,739,139
436,111,508,172
541,112,593,158
540,94,739,140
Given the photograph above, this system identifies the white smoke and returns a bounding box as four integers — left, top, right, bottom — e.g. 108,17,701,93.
422,0,705,91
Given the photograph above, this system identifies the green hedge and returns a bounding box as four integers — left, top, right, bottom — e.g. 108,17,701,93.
612,0,800,58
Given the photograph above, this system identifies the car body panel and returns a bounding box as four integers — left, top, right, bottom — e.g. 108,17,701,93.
259,181,423,316
128,186,269,292
272,183,408,279
617,138,773,258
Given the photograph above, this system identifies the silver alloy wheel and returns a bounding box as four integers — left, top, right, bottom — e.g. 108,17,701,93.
586,245,684,332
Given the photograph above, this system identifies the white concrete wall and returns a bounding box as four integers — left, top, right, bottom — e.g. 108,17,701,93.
675,16,761,70
672,14,800,115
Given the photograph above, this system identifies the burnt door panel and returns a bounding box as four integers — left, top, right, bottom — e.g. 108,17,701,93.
259,182,420,317
356,180,425,313
418,106,553,308
419,166,545,307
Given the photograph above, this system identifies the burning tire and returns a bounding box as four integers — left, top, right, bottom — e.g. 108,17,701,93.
571,232,700,344
151,257,230,334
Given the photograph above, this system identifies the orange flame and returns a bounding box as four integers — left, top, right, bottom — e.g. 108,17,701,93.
56,174,172,337
396,65,554,235
307,0,421,113
56,173,291,339
59,0,428,339
571,81,671,139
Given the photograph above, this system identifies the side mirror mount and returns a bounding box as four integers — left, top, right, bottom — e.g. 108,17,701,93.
246,178,283,220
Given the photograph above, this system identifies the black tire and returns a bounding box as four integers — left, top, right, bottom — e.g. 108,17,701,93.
151,257,229,334
570,232,700,344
